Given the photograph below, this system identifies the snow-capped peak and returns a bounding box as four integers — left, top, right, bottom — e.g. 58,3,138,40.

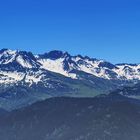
38,50,70,59
0,49,17,64
1,49,140,81
0,49,40,69
37,50,77,78
36,50,140,80
0,48,17,55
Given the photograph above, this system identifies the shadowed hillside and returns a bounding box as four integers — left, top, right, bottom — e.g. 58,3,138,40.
0,94,140,140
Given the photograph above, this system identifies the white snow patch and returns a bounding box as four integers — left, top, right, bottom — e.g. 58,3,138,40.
38,58,77,79
16,55,32,68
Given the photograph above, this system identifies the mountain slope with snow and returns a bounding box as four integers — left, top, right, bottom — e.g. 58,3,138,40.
37,50,140,80
0,48,140,110
0,49,140,82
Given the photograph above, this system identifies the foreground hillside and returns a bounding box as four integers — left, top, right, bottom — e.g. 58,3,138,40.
0,94,140,140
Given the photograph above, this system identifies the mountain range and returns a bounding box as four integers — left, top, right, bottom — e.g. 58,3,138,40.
0,49,140,140
0,48,140,110
1,48,140,81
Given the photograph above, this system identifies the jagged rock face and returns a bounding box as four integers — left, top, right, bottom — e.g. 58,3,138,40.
0,49,40,70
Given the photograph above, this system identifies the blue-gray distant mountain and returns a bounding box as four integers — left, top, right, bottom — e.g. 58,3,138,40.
0,94,140,140
112,82,140,99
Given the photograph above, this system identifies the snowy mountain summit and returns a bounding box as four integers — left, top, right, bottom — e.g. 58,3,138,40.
0,48,140,85
37,50,140,80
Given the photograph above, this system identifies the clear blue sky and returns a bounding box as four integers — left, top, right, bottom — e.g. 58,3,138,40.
0,0,140,64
